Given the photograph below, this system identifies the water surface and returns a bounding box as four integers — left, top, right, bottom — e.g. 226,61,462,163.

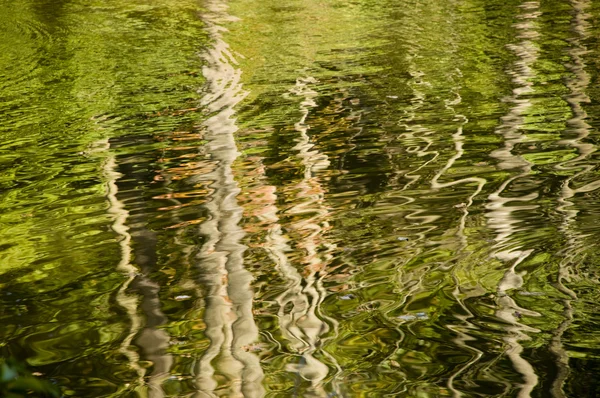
2,0,600,396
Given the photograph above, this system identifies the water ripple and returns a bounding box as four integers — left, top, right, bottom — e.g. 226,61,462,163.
5,0,600,396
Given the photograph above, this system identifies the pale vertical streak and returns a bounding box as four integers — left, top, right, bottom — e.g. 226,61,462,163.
386,57,453,356
551,1,592,396
194,0,263,396
101,139,146,396
445,281,485,398
426,89,486,397
389,66,441,245
485,3,542,397
240,105,347,395
395,67,440,196
136,277,174,398
385,44,488,397
430,122,485,247
232,81,336,396
274,77,338,397
128,155,173,398
385,68,441,311
103,137,175,398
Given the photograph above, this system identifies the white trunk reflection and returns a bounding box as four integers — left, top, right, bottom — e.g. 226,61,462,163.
552,0,592,396
486,3,543,397
194,0,263,396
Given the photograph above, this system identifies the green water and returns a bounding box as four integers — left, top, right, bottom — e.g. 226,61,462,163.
2,0,600,396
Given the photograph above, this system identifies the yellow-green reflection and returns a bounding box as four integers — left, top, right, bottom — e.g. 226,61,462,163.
4,0,600,396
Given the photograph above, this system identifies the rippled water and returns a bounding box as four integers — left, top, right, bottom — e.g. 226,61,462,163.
2,0,600,396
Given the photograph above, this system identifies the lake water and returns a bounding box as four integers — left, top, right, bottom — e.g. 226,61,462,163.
2,0,600,396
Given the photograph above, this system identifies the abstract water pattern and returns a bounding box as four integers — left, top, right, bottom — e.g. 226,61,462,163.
2,0,600,396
